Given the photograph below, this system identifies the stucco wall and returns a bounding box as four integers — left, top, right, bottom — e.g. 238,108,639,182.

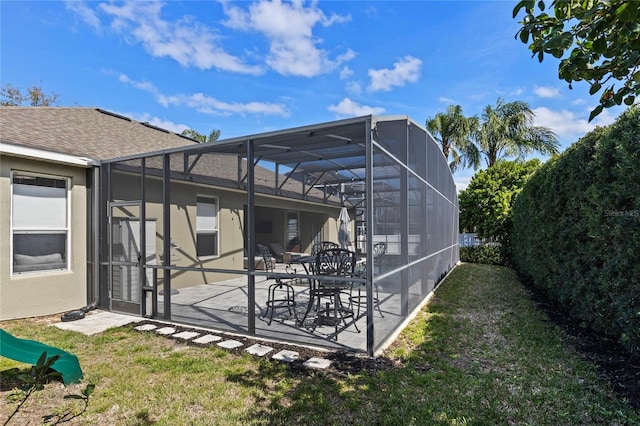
109,172,342,290
0,155,88,320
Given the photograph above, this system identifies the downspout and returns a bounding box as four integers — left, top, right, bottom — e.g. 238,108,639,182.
91,164,100,308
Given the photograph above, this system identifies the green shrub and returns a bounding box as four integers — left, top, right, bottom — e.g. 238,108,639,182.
511,106,640,354
459,159,541,242
460,245,506,265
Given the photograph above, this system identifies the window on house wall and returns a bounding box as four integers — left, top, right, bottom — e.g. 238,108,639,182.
285,211,299,249
196,196,218,257
11,172,70,274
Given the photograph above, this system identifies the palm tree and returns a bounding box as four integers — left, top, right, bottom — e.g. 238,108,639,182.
426,105,479,172
472,98,559,168
181,128,221,143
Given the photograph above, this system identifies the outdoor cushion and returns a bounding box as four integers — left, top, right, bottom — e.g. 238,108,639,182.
14,253,63,266
14,253,66,273
270,243,286,261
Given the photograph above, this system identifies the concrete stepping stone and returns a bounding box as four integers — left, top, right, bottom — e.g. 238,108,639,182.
302,357,332,370
134,324,158,332
156,327,177,335
173,331,200,340
193,334,222,344
245,344,274,357
217,339,243,349
272,350,299,362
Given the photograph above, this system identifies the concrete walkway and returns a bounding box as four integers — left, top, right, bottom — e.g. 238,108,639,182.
54,310,138,335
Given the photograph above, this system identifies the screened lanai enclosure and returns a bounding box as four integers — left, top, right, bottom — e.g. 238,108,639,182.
100,115,459,356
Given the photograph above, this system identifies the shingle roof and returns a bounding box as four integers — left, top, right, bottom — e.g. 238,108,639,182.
0,106,343,206
0,107,197,160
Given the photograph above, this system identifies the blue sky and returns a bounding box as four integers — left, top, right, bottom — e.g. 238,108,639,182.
1,1,626,190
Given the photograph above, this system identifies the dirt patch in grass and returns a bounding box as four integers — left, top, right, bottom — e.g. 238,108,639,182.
523,282,640,409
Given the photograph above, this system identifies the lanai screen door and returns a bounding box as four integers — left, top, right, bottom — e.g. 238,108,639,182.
109,202,145,315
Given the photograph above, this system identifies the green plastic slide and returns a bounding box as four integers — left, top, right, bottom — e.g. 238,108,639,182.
0,329,83,385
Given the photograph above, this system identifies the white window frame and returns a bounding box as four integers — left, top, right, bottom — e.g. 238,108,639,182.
196,195,219,258
10,171,71,275
285,211,299,246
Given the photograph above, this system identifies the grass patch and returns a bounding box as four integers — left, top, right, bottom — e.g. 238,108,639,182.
2,263,638,425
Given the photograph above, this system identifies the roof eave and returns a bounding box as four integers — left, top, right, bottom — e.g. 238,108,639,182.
0,142,99,167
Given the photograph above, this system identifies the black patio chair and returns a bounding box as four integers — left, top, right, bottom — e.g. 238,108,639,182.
348,261,384,319
301,248,360,338
311,241,339,255
257,244,296,325
372,242,386,274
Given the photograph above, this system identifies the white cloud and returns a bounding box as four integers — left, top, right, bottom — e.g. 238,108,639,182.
364,6,379,18
368,56,422,92
71,1,263,75
65,0,101,30
533,106,617,142
222,0,352,77
173,92,290,116
118,74,156,93
534,85,560,98
439,97,455,104
128,112,190,134
340,66,354,80
328,98,385,117
454,175,471,193
346,81,363,96
118,73,289,117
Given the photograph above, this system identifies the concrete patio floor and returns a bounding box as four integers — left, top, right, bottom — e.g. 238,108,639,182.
151,265,405,353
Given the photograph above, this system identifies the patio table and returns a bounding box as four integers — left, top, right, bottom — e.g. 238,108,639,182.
293,250,360,339
289,255,316,275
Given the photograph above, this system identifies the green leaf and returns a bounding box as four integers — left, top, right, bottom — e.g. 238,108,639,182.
589,105,604,122
538,51,544,63
623,95,635,105
589,82,601,95
519,29,530,43
513,0,528,18
613,91,623,105
16,373,32,382
616,3,639,22
592,38,606,54
537,0,545,11
36,352,47,366
559,32,573,49
83,383,96,396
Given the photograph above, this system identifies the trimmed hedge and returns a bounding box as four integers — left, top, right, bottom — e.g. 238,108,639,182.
511,106,639,354
459,245,507,266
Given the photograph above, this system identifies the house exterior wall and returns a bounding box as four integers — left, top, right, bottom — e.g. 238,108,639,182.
109,172,340,290
0,155,88,320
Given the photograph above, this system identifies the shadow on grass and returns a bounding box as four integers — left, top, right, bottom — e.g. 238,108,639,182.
232,263,640,425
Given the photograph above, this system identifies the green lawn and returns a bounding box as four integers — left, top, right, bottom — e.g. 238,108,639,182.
2,263,638,425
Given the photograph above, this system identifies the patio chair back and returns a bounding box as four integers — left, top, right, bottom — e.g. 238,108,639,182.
372,242,386,257
314,248,355,279
311,241,339,256
373,242,386,274
257,244,275,273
